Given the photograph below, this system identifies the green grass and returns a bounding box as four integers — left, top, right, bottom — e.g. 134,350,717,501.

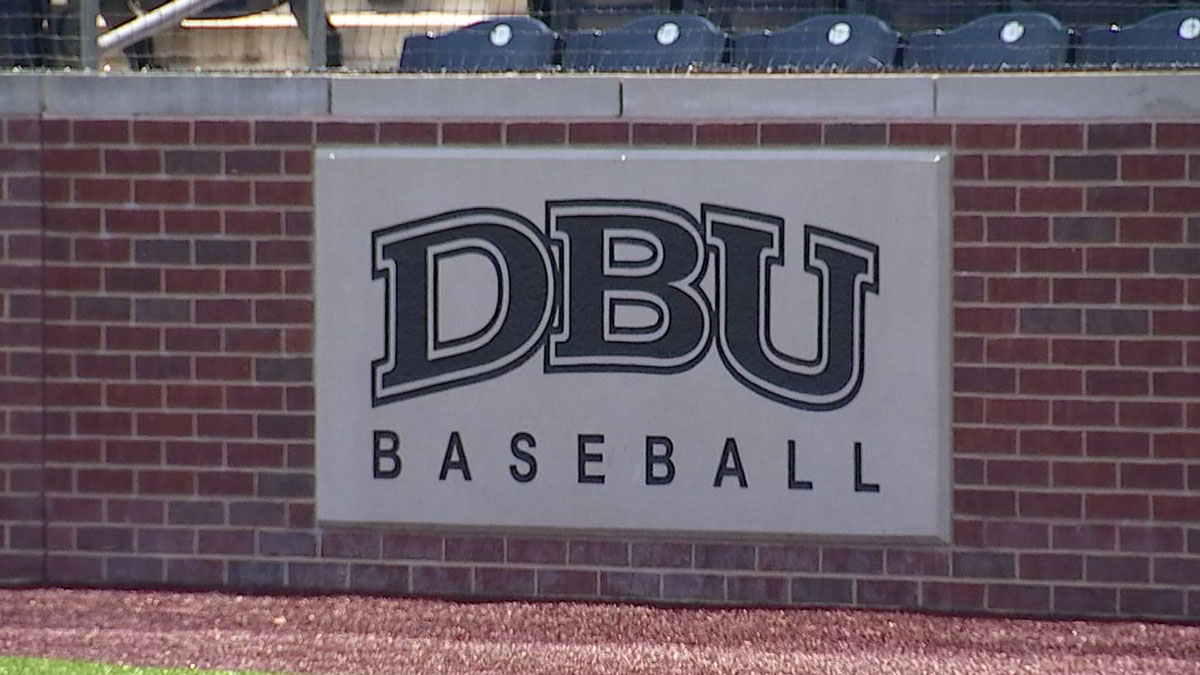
0,656,279,675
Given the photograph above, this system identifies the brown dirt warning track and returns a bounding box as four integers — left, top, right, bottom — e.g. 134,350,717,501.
1,588,1198,674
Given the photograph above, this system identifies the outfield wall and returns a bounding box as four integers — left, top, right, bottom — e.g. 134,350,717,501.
2,72,1199,619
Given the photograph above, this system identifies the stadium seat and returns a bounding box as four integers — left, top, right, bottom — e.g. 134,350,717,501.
1009,1,1178,29
862,0,1006,33
561,14,726,70
532,0,679,32
1076,8,1200,65
732,13,900,69
398,17,557,72
702,0,839,33
905,11,1070,68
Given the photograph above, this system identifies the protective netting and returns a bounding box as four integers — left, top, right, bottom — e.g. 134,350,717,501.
1,1,1198,72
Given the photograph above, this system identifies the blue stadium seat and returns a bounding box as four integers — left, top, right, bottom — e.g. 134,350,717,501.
1009,1,1179,29
905,11,1070,68
1077,9,1200,65
703,0,839,33
532,0,678,32
561,14,726,70
399,18,557,72
732,13,900,69
862,0,1005,32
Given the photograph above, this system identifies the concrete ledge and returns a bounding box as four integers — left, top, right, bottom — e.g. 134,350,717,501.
331,75,621,119
0,75,42,115
620,75,936,120
5,71,1200,120
40,74,330,117
935,72,1200,119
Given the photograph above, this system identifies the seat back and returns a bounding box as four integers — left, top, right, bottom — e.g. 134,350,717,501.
905,11,1069,68
561,14,726,70
399,17,557,72
704,0,839,33
1077,9,1200,65
1010,1,1178,29
732,13,900,69
864,0,1006,32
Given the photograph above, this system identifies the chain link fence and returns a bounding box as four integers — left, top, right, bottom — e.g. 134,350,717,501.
1,1,1198,72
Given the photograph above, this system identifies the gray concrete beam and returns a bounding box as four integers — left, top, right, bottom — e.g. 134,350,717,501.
40,73,330,117
620,75,937,120
331,75,621,119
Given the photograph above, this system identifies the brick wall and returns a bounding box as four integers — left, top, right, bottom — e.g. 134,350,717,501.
1,114,1198,619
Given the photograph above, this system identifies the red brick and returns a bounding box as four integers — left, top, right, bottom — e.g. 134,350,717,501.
106,384,162,408
955,489,1016,517
255,240,309,265
134,120,190,145
225,442,283,467
411,566,471,595
165,269,220,294
1154,187,1200,213
164,210,221,235
1119,401,1182,428
134,179,189,204
254,181,311,206
1053,155,1116,181
45,207,101,233
445,536,504,562
507,538,568,564
1153,310,1200,335
506,123,566,145
989,155,1050,180
317,122,376,144
164,327,220,352
443,123,501,145
378,122,437,144
44,148,100,174
1085,370,1148,396
632,124,693,145
1052,461,1116,488
954,154,984,179
922,582,986,612
1053,277,1116,304
254,121,313,145
986,337,1048,363
1087,247,1149,273
1019,553,1082,580
195,121,251,145
955,246,1016,272
987,458,1048,485
955,428,1015,454
1020,124,1082,150
193,180,251,205
986,216,1048,243
198,529,254,555
1122,154,1186,181
1019,429,1082,456
988,277,1049,303
1020,492,1081,518
382,533,442,560
538,569,599,597
283,151,311,175
472,567,534,595
956,124,1016,149
662,573,724,601
889,123,952,146
165,441,222,466
1056,586,1117,615
105,208,160,234
1086,493,1150,520
823,123,886,145
1155,432,1200,458
1053,524,1115,550
195,356,251,380
74,178,130,203
1154,496,1200,522
986,399,1049,426
1121,589,1183,616
77,469,134,494
567,122,630,145
956,186,1016,212
1021,307,1081,333
196,299,251,323
1020,186,1082,212
196,413,253,438
1121,279,1185,305
1088,123,1151,149
1050,339,1114,365
1157,123,1200,148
